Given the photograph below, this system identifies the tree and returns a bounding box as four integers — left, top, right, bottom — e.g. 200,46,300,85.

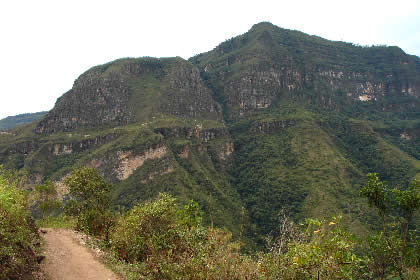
64,167,113,239
34,180,62,218
360,173,420,279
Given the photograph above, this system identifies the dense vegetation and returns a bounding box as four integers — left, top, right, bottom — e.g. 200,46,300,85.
0,166,42,280
35,167,419,279
0,111,47,131
0,22,419,279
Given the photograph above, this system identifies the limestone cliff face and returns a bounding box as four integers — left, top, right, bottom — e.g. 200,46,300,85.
36,71,132,134
49,134,116,156
3,22,420,245
35,58,221,134
35,23,420,133
190,22,420,118
116,145,168,181
159,60,221,119
153,126,229,142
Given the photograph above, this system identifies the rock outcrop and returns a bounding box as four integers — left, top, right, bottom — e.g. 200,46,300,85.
35,58,221,134
190,22,419,118
36,71,132,134
116,145,168,180
153,126,229,142
1,22,419,247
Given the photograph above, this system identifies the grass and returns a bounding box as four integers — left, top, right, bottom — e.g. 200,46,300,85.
35,215,76,229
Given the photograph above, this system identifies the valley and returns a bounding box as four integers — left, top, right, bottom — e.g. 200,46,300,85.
1,22,419,250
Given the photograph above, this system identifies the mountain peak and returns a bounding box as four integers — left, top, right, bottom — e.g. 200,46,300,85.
250,21,276,30
1,24,419,251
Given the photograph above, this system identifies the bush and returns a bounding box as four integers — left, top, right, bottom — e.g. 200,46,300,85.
260,216,368,280
34,180,62,218
110,193,261,279
361,173,420,279
110,193,181,263
0,166,40,280
64,167,114,239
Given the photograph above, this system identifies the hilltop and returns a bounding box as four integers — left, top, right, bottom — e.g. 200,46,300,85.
1,22,419,247
0,111,47,131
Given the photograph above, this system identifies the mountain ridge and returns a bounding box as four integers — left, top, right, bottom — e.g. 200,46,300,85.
1,22,419,248
0,111,47,131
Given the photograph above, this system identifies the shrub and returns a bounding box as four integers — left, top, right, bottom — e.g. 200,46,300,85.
34,179,62,218
260,216,368,280
361,173,420,279
0,166,40,280
64,167,114,239
110,193,261,279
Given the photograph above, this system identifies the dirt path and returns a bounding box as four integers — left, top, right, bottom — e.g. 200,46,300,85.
39,228,120,280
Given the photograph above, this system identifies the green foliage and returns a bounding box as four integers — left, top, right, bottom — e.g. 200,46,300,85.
61,189,418,279
178,199,203,229
110,193,180,263
35,214,76,229
64,167,114,238
323,116,417,187
261,217,368,279
0,166,40,279
360,173,389,218
361,173,420,278
392,180,420,218
107,195,377,279
230,120,307,243
0,111,47,130
34,180,62,218
110,193,260,279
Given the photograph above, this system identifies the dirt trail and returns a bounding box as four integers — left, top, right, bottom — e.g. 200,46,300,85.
39,228,119,280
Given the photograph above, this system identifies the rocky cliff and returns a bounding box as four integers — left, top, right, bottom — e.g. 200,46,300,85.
36,58,221,134
1,22,419,248
190,22,419,119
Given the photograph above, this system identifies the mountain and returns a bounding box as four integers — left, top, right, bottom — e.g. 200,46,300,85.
0,112,47,131
0,22,419,248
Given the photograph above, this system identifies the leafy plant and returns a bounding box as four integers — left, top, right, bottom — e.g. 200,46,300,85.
110,193,261,279
361,173,420,279
64,166,114,240
261,216,367,280
34,180,62,218
0,166,40,279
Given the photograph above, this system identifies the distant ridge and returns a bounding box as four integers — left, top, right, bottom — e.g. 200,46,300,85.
0,111,47,131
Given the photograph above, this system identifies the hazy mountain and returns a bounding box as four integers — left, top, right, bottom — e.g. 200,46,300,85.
0,111,47,131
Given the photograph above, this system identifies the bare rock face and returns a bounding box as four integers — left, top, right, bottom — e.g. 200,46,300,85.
201,62,418,119
159,60,221,119
2,22,420,248
36,71,132,134
35,58,221,134
190,22,420,119
116,145,168,180
48,134,116,156
153,126,229,142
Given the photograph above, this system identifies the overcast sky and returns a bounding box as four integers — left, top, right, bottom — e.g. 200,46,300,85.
1,0,419,120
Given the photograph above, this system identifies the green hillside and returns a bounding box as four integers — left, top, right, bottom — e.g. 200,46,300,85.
0,22,419,249
0,111,47,131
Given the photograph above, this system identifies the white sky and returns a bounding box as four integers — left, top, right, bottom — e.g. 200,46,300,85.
1,0,419,120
